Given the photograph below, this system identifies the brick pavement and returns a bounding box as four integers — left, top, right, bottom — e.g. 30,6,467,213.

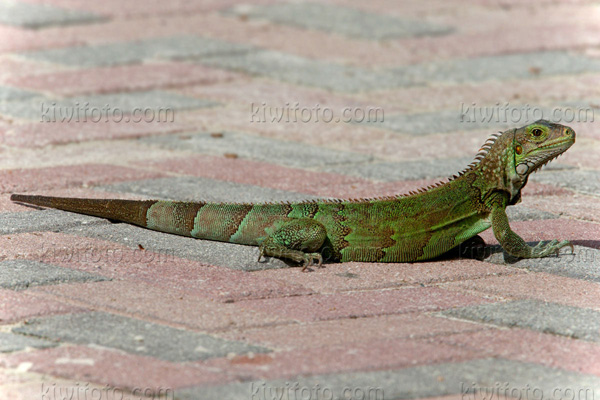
1,1,599,399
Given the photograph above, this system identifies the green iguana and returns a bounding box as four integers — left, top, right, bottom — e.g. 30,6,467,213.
11,120,575,269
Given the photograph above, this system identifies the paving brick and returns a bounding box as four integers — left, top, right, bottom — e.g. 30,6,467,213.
479,218,600,251
443,272,600,310
523,194,600,223
532,169,600,196
322,157,472,181
179,79,397,115
198,49,404,92
177,358,600,400
0,209,106,235
235,287,489,322
0,332,55,353
0,89,218,121
482,245,600,283
6,62,240,96
250,259,521,294
1,119,195,148
0,85,40,102
443,299,600,342
13,312,270,362
0,288,83,324
60,221,291,270
0,345,230,391
34,280,292,331
0,227,310,301
0,0,103,29
220,314,486,350
0,259,107,290
100,176,318,203
432,328,600,376
140,131,374,168
200,50,600,92
19,36,254,68
223,3,453,40
206,337,477,381
0,164,167,194
133,155,370,198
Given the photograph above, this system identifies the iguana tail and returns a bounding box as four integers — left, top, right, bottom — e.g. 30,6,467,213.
10,194,293,245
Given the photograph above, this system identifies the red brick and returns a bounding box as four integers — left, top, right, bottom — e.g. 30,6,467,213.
1,120,194,148
234,286,490,322
0,289,83,324
220,313,487,350
33,281,291,331
205,337,479,380
0,25,83,53
432,328,600,376
251,259,521,294
0,164,166,193
443,272,600,310
479,218,600,250
6,62,240,96
0,346,230,389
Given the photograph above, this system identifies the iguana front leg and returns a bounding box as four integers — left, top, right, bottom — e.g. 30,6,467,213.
258,218,327,270
490,196,573,258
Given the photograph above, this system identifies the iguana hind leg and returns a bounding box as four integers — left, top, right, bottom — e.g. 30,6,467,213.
258,218,327,271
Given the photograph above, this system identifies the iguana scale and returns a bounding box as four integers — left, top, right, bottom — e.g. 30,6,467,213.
11,120,575,269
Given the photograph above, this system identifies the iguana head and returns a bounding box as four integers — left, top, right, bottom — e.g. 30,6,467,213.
471,119,575,203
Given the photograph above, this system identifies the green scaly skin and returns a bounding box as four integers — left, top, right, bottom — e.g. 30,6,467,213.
11,120,575,269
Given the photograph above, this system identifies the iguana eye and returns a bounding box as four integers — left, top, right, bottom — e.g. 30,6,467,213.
515,144,523,154
532,128,543,137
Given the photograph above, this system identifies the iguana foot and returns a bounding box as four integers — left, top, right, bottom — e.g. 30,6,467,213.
529,240,574,257
257,218,327,270
301,253,323,272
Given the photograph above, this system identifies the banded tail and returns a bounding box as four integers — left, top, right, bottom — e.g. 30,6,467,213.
10,194,290,245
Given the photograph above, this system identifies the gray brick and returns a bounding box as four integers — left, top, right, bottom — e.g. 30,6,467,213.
62,222,291,271
65,223,290,271
0,85,40,102
199,49,405,92
0,0,103,29
19,36,253,68
395,51,600,86
201,50,600,92
0,90,217,121
532,169,600,196
505,206,557,221
99,176,317,203
175,358,600,400
0,209,106,234
483,245,600,283
0,259,108,290
321,158,472,181
443,299,600,342
224,3,452,40
13,312,269,362
141,131,374,168
0,332,56,353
